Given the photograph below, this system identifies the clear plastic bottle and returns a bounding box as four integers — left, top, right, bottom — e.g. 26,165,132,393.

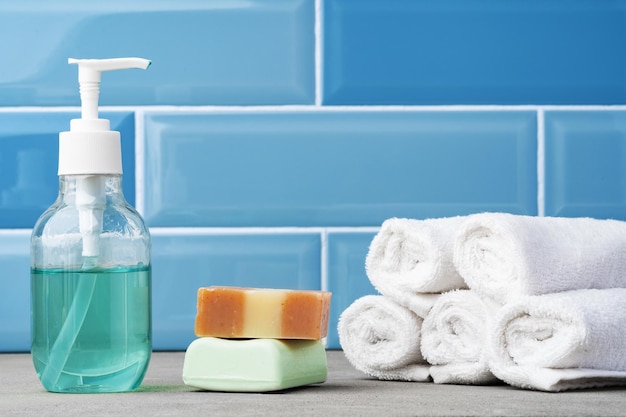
31,175,151,393
30,57,152,393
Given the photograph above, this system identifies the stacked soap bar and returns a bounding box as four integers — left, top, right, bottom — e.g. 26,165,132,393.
194,286,331,339
183,286,332,392
183,338,328,392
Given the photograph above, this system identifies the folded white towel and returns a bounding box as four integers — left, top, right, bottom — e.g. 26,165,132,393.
421,290,500,385
489,288,626,391
338,295,430,382
366,217,467,313
454,212,626,303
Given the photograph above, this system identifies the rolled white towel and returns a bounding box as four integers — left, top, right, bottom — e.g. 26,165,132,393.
454,212,626,303
421,290,500,385
489,288,626,391
338,295,430,382
366,217,467,313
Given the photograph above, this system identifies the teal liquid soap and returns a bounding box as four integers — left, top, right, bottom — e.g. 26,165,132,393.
31,266,151,393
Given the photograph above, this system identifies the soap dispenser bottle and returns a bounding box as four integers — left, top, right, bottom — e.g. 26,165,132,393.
30,58,152,393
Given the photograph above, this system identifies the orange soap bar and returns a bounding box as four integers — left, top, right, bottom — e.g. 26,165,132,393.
195,286,332,340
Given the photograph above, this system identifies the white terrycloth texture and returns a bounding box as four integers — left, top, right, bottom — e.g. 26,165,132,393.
366,217,467,313
338,295,430,382
489,289,626,392
421,290,500,385
454,212,626,303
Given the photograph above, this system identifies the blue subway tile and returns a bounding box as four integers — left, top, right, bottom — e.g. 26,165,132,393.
151,231,321,350
326,232,378,349
324,0,626,105
0,232,31,352
544,111,626,220
0,112,135,228
0,1,314,106
143,111,538,227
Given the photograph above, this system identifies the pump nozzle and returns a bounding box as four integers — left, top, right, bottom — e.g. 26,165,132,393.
60,57,151,259
68,58,150,120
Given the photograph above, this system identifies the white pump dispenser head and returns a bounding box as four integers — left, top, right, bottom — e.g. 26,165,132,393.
59,57,151,176
59,57,151,258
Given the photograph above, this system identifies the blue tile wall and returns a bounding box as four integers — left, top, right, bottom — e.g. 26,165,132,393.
544,111,626,219
324,0,626,105
1,1,625,352
0,232,31,352
143,111,537,227
0,0,314,106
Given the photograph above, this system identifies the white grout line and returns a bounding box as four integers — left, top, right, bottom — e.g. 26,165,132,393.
148,226,380,236
537,110,545,217
0,229,32,235
320,228,328,291
149,227,326,235
0,226,382,236
134,110,146,216
3,105,626,113
314,0,323,107
0,106,83,113
325,226,380,233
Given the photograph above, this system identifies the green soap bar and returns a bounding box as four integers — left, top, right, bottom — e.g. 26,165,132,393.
182,337,328,392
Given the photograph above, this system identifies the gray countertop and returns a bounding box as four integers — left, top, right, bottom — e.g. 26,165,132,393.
2,351,626,417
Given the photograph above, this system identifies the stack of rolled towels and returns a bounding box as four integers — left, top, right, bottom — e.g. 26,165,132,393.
338,212,626,392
